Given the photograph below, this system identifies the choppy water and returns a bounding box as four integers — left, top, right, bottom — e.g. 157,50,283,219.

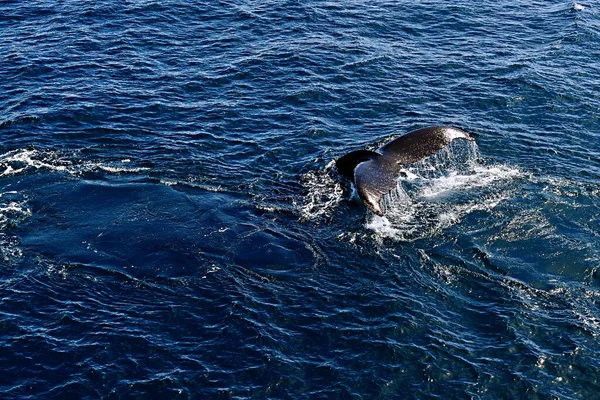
1,1,600,398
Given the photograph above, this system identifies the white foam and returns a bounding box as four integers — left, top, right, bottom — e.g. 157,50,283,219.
0,148,69,176
92,163,150,174
300,160,343,221
418,165,523,199
574,3,585,11
160,179,179,186
365,215,403,239
158,178,223,192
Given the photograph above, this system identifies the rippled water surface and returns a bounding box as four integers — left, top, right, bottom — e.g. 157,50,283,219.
2,1,600,398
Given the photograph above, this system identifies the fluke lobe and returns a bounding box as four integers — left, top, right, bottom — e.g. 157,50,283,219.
335,126,475,216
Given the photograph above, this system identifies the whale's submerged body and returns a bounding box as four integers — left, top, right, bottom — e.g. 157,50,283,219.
335,126,475,216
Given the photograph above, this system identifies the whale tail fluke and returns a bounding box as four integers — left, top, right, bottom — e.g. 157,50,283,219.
335,126,475,216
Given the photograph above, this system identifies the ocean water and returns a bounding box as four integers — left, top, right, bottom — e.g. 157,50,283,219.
1,0,600,398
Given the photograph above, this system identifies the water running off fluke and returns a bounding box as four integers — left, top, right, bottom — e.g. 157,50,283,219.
368,139,522,241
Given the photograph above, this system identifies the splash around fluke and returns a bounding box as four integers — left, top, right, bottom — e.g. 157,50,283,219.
335,126,475,216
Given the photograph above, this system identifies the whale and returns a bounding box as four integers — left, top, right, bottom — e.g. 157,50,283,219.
335,126,475,216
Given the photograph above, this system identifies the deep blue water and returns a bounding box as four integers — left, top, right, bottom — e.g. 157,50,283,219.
1,0,600,398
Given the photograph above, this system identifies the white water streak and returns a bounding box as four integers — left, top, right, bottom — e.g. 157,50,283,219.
0,148,149,178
